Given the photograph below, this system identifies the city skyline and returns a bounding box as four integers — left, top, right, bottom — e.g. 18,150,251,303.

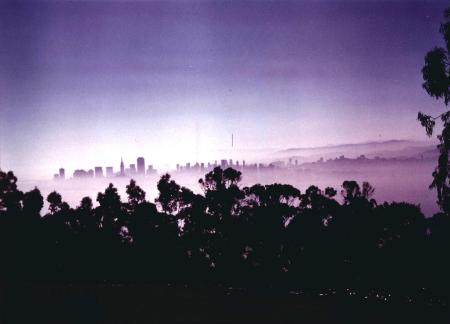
1,0,447,180
54,155,257,180
52,139,436,181
57,156,157,180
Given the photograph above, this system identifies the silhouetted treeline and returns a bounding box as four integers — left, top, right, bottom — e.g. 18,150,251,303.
1,167,449,292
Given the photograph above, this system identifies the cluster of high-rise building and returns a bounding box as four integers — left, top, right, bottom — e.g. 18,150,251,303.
175,159,247,173
53,156,302,180
53,168,66,180
54,157,156,180
174,159,284,174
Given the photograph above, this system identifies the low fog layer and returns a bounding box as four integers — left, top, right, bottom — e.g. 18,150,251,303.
17,160,438,217
15,140,440,216
272,139,437,163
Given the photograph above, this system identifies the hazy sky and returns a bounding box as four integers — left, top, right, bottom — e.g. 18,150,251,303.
1,0,448,179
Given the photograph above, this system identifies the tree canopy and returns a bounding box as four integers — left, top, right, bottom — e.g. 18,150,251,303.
419,7,450,212
0,168,447,294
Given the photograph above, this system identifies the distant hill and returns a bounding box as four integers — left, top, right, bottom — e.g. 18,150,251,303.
279,139,412,153
272,140,437,163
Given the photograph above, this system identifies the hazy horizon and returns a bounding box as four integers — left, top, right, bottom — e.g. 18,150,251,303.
1,0,449,179
11,137,441,217
1,137,438,181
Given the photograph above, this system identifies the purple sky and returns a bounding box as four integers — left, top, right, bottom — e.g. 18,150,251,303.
0,0,447,179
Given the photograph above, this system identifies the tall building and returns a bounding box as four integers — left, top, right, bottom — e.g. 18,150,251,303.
120,158,125,176
94,167,103,178
147,165,156,175
137,157,145,175
59,168,65,179
130,164,136,174
73,169,95,178
74,169,90,178
106,166,113,178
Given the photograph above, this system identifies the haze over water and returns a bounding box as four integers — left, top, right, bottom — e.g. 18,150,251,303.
16,140,439,216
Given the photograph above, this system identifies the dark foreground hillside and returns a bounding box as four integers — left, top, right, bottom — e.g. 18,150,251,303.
1,284,449,324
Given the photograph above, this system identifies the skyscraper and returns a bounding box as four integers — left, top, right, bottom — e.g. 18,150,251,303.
137,157,145,175
147,165,156,175
94,167,103,178
120,158,125,176
59,168,65,179
106,166,113,178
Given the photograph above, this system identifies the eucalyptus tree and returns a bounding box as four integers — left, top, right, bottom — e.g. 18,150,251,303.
418,8,450,212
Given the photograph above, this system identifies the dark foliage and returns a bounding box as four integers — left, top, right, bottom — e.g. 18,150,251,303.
0,167,448,297
419,7,450,213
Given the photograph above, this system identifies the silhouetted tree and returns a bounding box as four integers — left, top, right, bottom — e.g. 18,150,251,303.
197,167,244,280
242,183,300,285
341,181,361,204
47,191,63,214
80,196,93,210
75,196,98,231
155,174,182,214
97,183,122,230
126,179,146,207
2,166,450,302
22,187,43,217
341,180,376,207
373,202,427,287
324,186,337,198
199,167,243,220
0,170,23,214
418,7,450,212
